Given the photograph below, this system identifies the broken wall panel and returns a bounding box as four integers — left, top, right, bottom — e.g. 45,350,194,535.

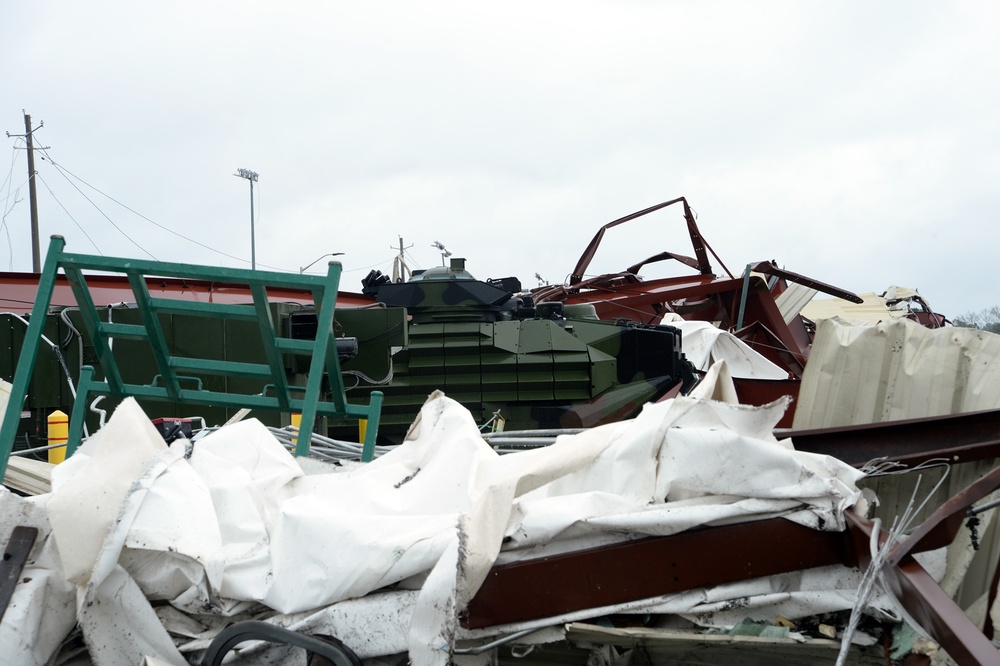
792,317,1000,649
793,318,1000,430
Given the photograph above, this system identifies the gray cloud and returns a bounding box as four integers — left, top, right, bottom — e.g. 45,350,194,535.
3,1,997,316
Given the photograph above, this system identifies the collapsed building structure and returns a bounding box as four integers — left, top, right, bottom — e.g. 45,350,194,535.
0,199,997,665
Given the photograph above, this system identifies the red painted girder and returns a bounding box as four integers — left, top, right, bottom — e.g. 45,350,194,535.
786,408,1000,469
465,463,1000,665
463,518,848,630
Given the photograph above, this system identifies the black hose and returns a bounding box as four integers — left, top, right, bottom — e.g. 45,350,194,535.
200,620,362,666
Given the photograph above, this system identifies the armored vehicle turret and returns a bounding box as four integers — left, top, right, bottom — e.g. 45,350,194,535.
309,258,698,443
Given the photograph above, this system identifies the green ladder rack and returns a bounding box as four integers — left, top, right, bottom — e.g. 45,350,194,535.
0,236,382,480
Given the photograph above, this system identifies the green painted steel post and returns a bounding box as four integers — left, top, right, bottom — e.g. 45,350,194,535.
66,366,96,457
360,391,383,462
0,236,66,481
294,264,341,457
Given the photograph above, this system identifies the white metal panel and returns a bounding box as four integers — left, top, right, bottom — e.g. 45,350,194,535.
794,318,1000,429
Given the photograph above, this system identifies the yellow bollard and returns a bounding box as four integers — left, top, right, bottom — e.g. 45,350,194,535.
358,419,367,443
48,409,69,464
290,413,301,446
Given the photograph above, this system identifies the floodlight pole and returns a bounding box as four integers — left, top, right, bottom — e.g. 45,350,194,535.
234,168,259,269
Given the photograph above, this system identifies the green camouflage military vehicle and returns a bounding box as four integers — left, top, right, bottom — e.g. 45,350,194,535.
1,257,697,451
299,258,697,443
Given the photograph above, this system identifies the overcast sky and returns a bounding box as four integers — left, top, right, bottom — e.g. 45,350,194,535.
3,1,998,317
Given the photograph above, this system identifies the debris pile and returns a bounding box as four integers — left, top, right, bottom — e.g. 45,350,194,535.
1,367,896,665
1,202,998,665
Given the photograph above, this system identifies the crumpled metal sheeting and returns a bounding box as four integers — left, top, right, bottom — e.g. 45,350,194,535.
794,317,1000,429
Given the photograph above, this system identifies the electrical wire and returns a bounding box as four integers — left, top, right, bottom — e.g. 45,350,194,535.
36,148,290,269
1,137,22,199
343,363,393,388
15,138,279,273
28,144,351,275
835,462,952,664
1,311,78,401
0,179,24,208
402,247,423,271
341,256,399,274
0,206,14,271
38,151,157,259
1,139,25,271
36,173,103,254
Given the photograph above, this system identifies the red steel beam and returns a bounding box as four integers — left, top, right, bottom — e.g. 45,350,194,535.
464,518,849,629
884,558,999,665
786,408,1000,469
465,465,1000,665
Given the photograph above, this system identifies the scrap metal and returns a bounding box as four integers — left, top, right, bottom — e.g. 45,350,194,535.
465,464,1000,665
530,197,867,426
786,407,1000,468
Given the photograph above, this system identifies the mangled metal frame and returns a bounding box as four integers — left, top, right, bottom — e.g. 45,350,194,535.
464,461,1000,664
532,197,861,354
530,197,865,425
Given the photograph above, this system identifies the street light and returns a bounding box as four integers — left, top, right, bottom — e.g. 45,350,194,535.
234,168,259,269
300,252,345,273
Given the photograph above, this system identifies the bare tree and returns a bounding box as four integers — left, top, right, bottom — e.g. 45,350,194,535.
953,305,1000,334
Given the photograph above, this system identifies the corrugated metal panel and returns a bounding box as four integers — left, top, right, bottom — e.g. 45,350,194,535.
793,317,1000,620
799,287,931,327
774,282,817,325
794,318,1000,429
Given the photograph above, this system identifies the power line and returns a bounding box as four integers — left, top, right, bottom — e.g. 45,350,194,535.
36,173,103,255
342,255,398,274
402,247,423,270
0,177,27,207
1,137,22,196
41,154,157,260
38,148,286,270
1,140,25,272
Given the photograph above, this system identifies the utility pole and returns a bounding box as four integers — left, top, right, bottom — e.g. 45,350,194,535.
24,114,41,272
7,113,49,272
391,236,412,282
234,168,258,269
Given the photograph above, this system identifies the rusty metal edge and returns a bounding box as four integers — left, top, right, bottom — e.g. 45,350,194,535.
0,526,38,625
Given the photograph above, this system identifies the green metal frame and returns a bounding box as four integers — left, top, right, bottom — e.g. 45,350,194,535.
0,236,382,480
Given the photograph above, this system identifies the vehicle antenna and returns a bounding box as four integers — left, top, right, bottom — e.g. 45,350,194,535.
432,241,452,267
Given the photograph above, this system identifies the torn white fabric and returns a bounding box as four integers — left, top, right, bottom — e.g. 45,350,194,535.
0,490,76,666
661,316,789,380
36,363,865,666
